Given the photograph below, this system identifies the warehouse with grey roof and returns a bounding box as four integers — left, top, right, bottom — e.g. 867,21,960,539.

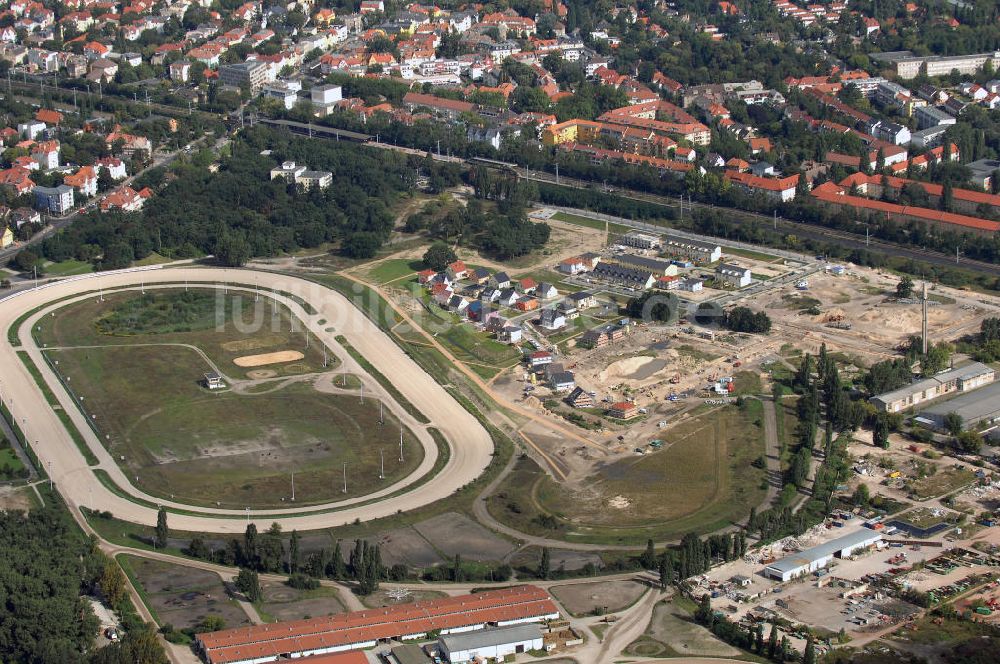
763,530,882,582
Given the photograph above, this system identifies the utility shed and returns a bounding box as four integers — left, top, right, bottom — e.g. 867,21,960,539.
763,530,882,582
439,624,544,663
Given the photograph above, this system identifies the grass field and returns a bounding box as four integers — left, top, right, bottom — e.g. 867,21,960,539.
909,467,977,501
48,344,423,508
366,258,424,285
550,211,629,235
43,259,94,276
36,289,337,379
488,404,766,544
724,246,781,263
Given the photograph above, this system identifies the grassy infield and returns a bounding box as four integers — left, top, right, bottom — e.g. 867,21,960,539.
30,290,422,510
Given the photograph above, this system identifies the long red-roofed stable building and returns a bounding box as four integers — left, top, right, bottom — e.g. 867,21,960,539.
196,585,559,664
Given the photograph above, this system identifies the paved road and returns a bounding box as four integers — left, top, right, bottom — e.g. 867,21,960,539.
0,266,493,532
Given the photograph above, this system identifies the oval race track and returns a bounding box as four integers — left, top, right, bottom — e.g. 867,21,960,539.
0,266,494,533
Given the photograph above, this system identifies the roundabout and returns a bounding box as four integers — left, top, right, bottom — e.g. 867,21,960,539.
0,266,494,533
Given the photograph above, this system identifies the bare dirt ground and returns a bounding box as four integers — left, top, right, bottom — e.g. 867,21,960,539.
233,350,305,367
412,512,516,561
755,269,1000,361
359,588,448,609
372,526,445,568
551,579,648,616
259,582,345,622
0,485,34,511
124,556,249,630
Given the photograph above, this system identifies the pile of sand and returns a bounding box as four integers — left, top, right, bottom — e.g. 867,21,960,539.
234,350,305,367
608,495,631,509
598,351,678,384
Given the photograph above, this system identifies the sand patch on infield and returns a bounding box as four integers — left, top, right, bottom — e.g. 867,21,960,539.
234,350,304,367
247,369,278,379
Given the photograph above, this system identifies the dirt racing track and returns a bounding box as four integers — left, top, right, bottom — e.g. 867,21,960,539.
0,266,493,533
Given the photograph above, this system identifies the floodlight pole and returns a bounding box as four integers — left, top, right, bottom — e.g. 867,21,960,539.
379,401,383,425
360,383,364,403
379,450,384,480
342,462,347,494
291,472,295,501
399,429,403,462
245,506,250,525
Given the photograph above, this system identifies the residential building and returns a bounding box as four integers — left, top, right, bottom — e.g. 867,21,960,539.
965,158,1000,190
913,105,956,130
402,91,475,119
661,234,722,263
619,230,661,249
565,386,594,408
311,84,343,116
909,126,949,149
528,350,552,368
578,320,630,348
549,371,576,391
269,161,332,189
262,80,302,110
591,263,655,290
608,254,677,277
30,140,59,169
100,186,148,212
715,263,752,288
95,157,127,180
538,308,566,331
810,181,1000,237
0,226,13,249
0,167,35,195
566,291,597,309
63,166,97,197
724,171,799,202
876,50,1000,80
870,362,995,413
33,184,73,214
219,61,270,93
608,401,639,419
679,277,704,292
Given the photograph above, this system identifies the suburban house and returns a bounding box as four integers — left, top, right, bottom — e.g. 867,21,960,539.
446,260,469,280
608,401,640,419
63,166,97,197
528,350,553,368
567,291,598,309
538,308,567,331
565,386,594,408
715,263,752,288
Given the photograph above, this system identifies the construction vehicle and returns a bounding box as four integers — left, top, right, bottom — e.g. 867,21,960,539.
669,374,680,384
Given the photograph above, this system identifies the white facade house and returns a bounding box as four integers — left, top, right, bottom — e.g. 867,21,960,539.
310,84,343,115
715,263,752,288
269,161,332,189
439,624,545,664
262,79,302,110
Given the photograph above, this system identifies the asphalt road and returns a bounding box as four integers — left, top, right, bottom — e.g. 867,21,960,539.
0,266,493,532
